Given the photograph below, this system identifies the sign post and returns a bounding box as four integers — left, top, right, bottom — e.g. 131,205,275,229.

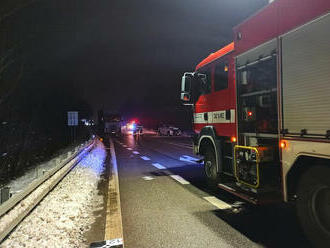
67,111,78,143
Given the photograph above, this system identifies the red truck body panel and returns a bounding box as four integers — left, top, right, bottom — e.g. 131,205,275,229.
233,0,330,55
193,0,330,139
193,44,236,138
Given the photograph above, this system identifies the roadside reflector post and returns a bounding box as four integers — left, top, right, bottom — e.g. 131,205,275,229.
1,187,10,204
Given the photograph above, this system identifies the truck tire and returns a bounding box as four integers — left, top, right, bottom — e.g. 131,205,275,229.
296,166,330,248
203,146,220,187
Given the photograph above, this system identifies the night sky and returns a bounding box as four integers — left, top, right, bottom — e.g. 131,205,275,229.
9,0,268,125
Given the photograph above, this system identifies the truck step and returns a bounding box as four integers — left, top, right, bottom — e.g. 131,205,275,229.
218,183,282,205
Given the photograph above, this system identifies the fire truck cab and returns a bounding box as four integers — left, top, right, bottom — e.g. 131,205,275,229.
181,0,330,246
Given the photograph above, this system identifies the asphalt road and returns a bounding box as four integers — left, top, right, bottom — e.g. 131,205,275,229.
113,132,311,248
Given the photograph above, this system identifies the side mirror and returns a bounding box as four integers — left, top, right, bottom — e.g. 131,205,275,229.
181,92,191,102
180,72,194,105
180,72,206,105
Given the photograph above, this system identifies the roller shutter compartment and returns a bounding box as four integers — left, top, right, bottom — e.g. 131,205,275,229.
282,13,330,136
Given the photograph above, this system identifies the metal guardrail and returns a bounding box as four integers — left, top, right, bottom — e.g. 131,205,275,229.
0,138,96,243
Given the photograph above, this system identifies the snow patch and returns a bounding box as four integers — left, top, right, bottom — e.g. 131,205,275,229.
1,141,106,248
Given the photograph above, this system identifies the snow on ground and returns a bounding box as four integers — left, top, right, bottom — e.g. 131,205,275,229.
6,143,86,195
2,141,106,248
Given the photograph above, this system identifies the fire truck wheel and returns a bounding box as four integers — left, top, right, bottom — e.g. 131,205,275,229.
297,166,330,248
203,147,219,187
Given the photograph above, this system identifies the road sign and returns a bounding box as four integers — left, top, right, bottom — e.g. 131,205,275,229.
67,111,78,126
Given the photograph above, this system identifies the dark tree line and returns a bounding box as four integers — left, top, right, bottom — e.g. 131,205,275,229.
0,1,92,185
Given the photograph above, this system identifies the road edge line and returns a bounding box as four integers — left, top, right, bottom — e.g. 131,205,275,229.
104,138,124,246
203,196,232,210
170,175,190,185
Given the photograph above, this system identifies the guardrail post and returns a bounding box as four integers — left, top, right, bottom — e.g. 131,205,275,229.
1,187,10,204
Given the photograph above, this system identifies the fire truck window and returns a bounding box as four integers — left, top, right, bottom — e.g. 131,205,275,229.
214,62,228,91
239,57,276,94
199,68,212,95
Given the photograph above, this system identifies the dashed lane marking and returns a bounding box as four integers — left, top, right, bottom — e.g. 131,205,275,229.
203,196,232,210
140,156,151,161
170,175,190,185
132,151,140,155
126,148,132,151
179,155,200,164
151,163,166,170
142,176,155,181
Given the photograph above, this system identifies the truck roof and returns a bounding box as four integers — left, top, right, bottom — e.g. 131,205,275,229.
233,0,330,55
104,114,121,122
195,42,234,71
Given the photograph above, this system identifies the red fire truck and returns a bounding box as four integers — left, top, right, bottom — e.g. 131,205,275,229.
180,0,330,246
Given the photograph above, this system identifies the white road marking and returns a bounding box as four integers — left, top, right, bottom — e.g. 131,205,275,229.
203,196,232,210
232,201,245,208
122,145,127,147
152,163,166,170
182,155,199,161
140,156,150,161
170,175,190,185
132,151,140,155
142,176,155,181
127,148,132,151
179,155,200,164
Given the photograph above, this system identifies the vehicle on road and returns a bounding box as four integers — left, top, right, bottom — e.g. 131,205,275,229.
98,111,122,136
134,124,143,135
104,114,122,136
127,121,143,135
158,124,181,136
180,1,330,247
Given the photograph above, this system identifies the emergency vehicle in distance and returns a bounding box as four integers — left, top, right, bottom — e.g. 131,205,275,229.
98,111,122,136
180,0,330,246
126,120,143,135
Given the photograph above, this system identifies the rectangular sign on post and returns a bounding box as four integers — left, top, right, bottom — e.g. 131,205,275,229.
67,111,78,126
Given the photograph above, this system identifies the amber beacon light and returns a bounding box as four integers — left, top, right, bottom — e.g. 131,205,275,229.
280,140,287,149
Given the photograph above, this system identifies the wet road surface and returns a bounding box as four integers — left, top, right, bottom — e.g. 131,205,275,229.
112,133,311,248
